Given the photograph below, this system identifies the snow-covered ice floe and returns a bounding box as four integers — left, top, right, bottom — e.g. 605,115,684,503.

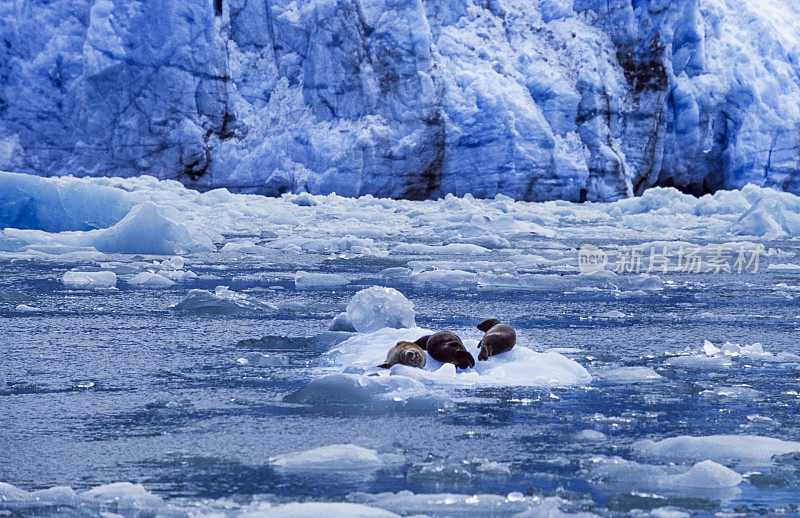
319,327,591,388
633,435,800,467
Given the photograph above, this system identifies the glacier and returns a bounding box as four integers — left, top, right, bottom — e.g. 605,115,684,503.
1,0,799,201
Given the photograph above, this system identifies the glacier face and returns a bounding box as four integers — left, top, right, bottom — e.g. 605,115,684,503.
0,0,798,201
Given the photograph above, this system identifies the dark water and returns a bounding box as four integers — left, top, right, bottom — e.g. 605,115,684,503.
2,253,800,516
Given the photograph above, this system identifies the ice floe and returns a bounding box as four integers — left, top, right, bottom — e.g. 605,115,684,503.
666,340,800,369
318,327,591,388
270,444,384,471
62,270,117,288
4,202,214,255
586,457,742,490
283,372,454,414
348,491,592,517
170,286,276,315
294,270,349,290
596,366,664,384
633,435,800,467
127,271,175,288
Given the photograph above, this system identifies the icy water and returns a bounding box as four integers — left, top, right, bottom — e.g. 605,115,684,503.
3,175,800,516
3,247,800,516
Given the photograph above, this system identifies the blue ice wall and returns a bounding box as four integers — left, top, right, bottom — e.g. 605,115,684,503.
0,0,798,201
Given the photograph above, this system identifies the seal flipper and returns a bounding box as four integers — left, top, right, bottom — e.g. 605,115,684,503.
455,350,475,369
377,363,392,369
477,318,501,332
414,335,432,350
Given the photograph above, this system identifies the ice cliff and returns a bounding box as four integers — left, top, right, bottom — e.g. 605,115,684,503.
1,0,799,201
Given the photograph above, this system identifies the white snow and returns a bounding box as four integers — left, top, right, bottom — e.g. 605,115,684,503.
633,435,800,467
62,270,117,288
270,444,383,471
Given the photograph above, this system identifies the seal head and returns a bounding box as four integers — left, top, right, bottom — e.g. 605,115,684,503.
378,341,426,368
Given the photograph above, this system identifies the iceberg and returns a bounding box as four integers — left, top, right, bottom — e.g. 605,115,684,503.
335,287,416,333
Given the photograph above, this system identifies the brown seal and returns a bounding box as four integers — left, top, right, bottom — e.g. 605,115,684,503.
378,341,427,368
414,331,475,369
476,318,516,360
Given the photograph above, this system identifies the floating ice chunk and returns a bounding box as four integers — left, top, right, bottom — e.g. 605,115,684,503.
0,289,33,302
412,269,479,288
0,170,136,232
294,270,349,290
290,192,319,207
270,444,383,471
392,243,490,255
237,352,289,367
572,430,607,442
81,482,163,509
62,270,117,288
596,310,626,318
350,491,581,517
239,501,399,517
633,435,800,466
586,457,741,491
669,340,800,368
283,373,453,414
667,460,743,488
170,286,276,315
127,272,175,288
4,203,214,255
702,340,720,356
597,367,663,384
86,203,215,255
329,312,357,332
320,328,591,387
157,269,198,282
340,287,415,332
220,241,271,254
15,304,38,312
0,481,29,501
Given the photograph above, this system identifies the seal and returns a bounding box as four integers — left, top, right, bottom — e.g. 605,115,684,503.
414,331,475,369
378,341,427,369
476,318,516,360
